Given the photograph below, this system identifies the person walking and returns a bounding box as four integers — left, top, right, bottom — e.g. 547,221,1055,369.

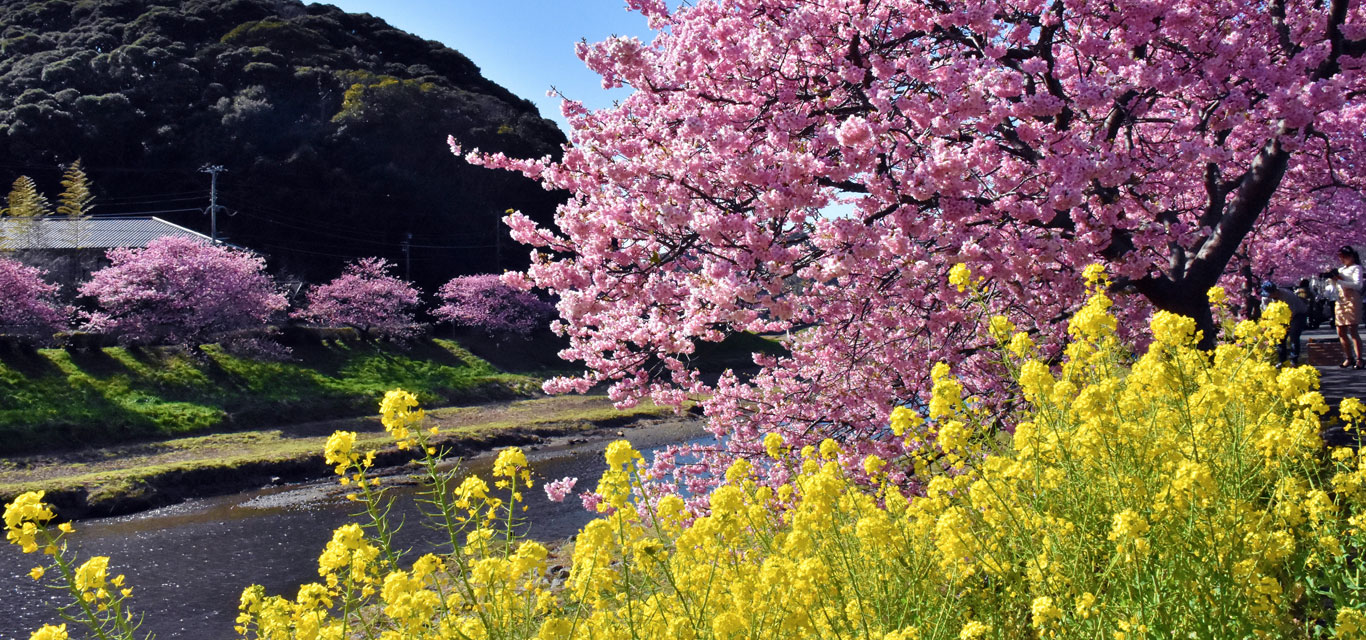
1294,278,1320,327
1327,245,1365,368
1261,281,1308,364
1320,273,1340,325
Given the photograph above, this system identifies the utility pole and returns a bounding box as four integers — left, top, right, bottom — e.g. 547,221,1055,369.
200,164,226,243
401,232,412,281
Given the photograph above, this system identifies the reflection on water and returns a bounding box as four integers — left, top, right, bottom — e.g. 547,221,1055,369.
0,421,709,640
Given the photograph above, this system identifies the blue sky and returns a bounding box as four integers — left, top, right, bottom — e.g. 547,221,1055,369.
310,0,656,134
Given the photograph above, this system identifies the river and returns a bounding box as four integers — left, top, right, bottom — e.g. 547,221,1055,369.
0,419,710,639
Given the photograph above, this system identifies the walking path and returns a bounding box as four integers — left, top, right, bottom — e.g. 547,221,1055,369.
1304,327,1365,402
1303,327,1366,446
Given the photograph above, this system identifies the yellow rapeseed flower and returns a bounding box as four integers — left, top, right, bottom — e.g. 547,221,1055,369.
74,556,109,593
1007,331,1036,358
379,389,424,450
1082,263,1108,289
604,440,640,469
988,315,1015,343
1207,285,1228,305
958,620,990,639
890,406,922,436
4,491,55,554
948,263,973,292
1031,595,1062,631
1339,607,1366,639
28,624,67,640
764,432,785,458
324,431,358,475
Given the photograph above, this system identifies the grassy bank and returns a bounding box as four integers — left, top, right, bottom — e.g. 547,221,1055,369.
0,394,690,520
0,338,539,454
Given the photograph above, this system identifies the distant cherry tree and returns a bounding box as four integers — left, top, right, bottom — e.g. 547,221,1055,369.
433,274,554,338
0,257,65,332
293,258,422,340
79,236,286,344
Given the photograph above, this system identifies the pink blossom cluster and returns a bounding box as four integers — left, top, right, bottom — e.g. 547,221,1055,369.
78,236,287,344
455,0,1366,493
0,257,66,331
293,258,422,340
543,476,578,502
432,274,555,337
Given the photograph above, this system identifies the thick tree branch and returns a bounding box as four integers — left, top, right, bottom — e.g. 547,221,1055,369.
1185,129,1290,289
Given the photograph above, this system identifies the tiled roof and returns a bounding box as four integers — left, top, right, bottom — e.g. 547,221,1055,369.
0,216,211,249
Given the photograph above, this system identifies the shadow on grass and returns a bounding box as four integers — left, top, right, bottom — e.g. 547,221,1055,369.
401,338,486,368
450,328,573,373
0,335,533,456
0,345,64,378
62,347,134,378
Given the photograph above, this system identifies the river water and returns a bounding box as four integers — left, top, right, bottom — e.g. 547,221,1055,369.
0,419,710,640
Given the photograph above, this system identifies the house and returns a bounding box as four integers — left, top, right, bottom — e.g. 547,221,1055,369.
1,215,214,295
0,215,211,251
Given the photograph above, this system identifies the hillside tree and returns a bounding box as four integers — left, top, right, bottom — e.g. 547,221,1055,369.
57,160,94,250
2,176,51,250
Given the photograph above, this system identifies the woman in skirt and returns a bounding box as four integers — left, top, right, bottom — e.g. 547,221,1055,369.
1331,245,1365,368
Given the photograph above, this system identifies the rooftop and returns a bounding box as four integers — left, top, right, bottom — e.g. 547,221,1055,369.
0,215,212,250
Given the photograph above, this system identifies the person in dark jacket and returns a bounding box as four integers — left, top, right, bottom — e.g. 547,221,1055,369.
1262,281,1308,365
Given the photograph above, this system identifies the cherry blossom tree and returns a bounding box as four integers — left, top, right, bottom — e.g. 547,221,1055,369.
456,0,1366,488
79,237,286,344
0,257,65,332
433,274,555,338
293,258,422,340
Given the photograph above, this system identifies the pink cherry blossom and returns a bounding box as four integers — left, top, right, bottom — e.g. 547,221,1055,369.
293,258,421,340
0,257,66,332
79,237,286,345
432,274,555,337
835,117,874,148
544,476,579,503
578,491,604,512
456,0,1366,494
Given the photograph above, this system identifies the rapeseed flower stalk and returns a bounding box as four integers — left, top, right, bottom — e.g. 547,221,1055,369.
13,269,1366,639
4,493,143,639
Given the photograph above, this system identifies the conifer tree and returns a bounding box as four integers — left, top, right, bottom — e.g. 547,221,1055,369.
3,176,51,250
57,160,93,249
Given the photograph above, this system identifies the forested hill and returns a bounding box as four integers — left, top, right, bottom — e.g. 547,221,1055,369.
0,0,567,288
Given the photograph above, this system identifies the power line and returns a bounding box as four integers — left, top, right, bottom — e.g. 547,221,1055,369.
93,195,205,207
218,190,409,235
96,189,205,202
227,207,397,247
89,207,207,216
409,241,498,250
250,242,371,259
0,162,200,175
220,187,511,236
222,200,498,249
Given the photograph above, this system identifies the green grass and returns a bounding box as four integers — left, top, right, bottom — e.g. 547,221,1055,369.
0,338,538,454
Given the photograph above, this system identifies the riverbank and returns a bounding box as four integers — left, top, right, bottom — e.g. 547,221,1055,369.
0,413,708,639
0,337,544,455
0,394,693,521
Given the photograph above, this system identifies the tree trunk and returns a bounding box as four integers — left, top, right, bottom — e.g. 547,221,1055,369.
1135,278,1219,350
